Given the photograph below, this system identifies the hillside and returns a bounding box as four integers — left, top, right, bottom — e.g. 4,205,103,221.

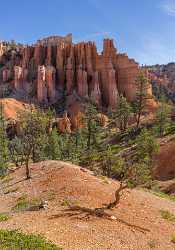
148,63,175,102
0,160,175,250
0,98,32,120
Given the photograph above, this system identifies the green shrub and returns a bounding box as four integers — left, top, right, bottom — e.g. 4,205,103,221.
12,195,42,212
0,230,61,249
47,191,56,201
12,195,29,212
126,162,152,187
152,191,175,202
147,239,158,248
1,175,13,184
160,210,175,222
61,199,71,207
0,213,10,222
61,198,79,207
98,175,110,184
4,187,19,195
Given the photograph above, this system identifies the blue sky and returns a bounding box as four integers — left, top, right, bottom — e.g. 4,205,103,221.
0,0,175,65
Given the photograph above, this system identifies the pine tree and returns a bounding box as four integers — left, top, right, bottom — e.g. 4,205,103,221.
18,107,49,179
45,128,61,160
58,133,76,162
155,96,171,137
72,128,86,162
9,136,24,167
135,128,159,165
134,72,151,128
126,129,160,187
84,103,100,150
101,145,124,178
0,103,9,176
115,95,131,132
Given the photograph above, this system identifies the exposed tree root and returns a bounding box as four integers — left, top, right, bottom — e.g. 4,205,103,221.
50,207,150,233
50,182,150,233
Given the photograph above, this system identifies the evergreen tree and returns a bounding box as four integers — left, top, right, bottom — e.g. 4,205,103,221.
115,95,131,132
9,136,24,167
135,129,159,164
101,145,124,178
0,103,9,176
155,96,171,137
72,128,86,161
18,107,49,179
45,128,61,160
126,129,159,187
134,72,151,128
58,132,78,163
84,103,100,150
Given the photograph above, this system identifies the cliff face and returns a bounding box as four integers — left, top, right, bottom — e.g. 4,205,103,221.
0,35,150,115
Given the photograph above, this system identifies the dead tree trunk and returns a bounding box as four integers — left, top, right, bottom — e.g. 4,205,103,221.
103,182,127,209
63,182,150,233
68,182,127,216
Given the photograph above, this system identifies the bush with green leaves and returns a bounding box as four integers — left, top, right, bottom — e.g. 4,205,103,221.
0,213,10,222
0,230,61,250
147,239,158,248
160,209,175,222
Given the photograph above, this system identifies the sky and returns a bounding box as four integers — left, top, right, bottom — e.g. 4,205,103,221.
0,0,175,65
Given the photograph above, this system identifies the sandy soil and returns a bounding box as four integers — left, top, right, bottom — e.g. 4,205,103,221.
0,160,175,250
0,98,31,120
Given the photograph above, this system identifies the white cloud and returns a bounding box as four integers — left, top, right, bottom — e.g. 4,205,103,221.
161,0,175,16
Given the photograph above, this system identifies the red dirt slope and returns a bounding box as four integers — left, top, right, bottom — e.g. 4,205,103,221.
0,161,175,250
0,98,31,120
154,140,175,181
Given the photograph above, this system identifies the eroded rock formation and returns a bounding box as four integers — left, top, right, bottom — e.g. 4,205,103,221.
0,42,5,57
37,34,72,46
0,35,153,129
2,68,11,82
14,66,23,90
56,112,71,133
37,65,47,103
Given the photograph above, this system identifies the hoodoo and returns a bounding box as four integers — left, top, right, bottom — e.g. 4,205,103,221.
0,34,152,112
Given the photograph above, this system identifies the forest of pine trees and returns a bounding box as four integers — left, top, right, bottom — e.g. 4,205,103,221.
0,73,174,187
